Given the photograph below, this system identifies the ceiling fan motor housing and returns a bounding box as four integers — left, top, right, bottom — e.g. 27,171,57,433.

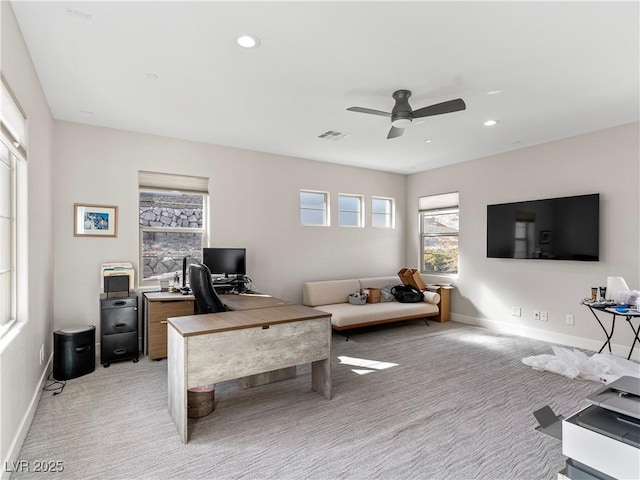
391,90,413,128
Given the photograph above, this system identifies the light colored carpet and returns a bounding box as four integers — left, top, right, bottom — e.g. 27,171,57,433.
13,321,599,480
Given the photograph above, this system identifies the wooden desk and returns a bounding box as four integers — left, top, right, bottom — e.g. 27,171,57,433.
143,292,195,360
220,293,291,311
168,304,332,443
143,292,291,360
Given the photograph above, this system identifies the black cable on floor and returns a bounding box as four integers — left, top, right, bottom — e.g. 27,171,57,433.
43,372,66,396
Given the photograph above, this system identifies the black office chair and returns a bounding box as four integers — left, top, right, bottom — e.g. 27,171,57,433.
189,263,227,314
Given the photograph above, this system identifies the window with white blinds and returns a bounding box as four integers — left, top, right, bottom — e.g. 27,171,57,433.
419,192,459,274
138,171,209,284
1,77,27,333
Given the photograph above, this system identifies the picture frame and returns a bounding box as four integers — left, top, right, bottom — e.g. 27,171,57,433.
539,230,551,244
74,203,118,237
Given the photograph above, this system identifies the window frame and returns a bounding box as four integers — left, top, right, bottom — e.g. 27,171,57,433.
0,76,27,337
337,193,364,228
138,187,209,286
371,196,395,229
0,141,16,334
299,189,330,227
419,206,459,275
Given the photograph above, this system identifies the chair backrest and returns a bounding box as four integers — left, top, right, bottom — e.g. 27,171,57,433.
189,263,227,314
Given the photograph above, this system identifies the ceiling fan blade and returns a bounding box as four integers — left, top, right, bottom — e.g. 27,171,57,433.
411,98,466,118
347,107,391,117
387,126,404,139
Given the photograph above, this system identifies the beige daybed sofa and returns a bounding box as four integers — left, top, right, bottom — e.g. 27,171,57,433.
302,276,442,332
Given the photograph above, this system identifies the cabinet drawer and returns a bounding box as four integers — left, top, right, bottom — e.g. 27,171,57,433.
102,307,137,335
148,300,194,359
149,300,195,322
101,331,138,363
101,297,138,310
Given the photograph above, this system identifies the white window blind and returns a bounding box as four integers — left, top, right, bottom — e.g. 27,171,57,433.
0,76,27,158
138,171,209,194
418,192,459,211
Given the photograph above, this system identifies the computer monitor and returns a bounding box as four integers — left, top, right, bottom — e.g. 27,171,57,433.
202,248,246,278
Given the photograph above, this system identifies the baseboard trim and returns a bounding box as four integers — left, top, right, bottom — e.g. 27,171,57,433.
451,313,640,362
2,355,52,480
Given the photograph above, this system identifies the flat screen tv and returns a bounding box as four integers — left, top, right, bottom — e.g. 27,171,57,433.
202,248,246,276
486,193,599,261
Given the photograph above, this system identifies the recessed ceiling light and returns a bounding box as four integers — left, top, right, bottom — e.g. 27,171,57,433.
484,120,499,127
487,90,502,96
146,73,159,80
237,34,261,49
424,139,432,143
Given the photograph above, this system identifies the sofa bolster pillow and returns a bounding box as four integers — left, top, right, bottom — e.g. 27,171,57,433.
423,291,440,305
302,279,361,307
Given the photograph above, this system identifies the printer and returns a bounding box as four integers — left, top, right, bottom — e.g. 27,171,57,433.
561,376,640,479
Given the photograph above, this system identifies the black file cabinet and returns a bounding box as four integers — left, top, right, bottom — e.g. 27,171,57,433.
100,295,139,367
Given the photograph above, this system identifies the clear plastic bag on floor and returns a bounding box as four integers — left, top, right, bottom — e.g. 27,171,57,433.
522,345,640,383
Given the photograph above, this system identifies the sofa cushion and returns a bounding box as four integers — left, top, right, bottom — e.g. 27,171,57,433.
357,276,400,289
316,301,438,328
303,279,361,307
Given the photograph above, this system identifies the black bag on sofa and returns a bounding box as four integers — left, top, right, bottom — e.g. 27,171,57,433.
391,285,424,303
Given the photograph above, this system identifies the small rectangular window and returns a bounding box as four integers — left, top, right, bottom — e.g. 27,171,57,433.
372,197,394,228
300,190,329,226
338,194,364,227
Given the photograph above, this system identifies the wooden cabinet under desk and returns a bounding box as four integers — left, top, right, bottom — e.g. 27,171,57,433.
143,292,195,360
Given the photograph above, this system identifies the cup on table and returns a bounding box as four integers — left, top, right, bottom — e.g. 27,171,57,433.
599,286,607,301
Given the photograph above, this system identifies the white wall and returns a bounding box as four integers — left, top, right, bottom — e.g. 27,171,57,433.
52,122,406,336
407,123,640,360
0,2,55,474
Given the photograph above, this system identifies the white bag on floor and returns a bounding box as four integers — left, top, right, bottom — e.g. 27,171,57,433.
522,345,640,383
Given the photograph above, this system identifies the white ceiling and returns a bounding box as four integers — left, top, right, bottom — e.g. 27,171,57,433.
10,1,640,174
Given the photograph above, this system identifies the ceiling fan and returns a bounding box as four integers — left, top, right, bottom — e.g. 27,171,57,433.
347,90,466,139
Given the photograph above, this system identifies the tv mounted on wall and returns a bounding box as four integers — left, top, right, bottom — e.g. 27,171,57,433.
486,193,599,261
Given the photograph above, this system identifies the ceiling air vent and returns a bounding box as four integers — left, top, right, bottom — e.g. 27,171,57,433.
318,130,350,141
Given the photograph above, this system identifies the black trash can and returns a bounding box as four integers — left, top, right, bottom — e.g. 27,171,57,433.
53,325,96,380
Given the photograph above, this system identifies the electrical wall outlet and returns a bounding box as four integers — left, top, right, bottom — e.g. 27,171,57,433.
533,310,540,321
511,306,522,317
566,314,574,325
540,311,548,322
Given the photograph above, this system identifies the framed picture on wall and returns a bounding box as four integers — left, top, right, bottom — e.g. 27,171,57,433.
74,203,118,237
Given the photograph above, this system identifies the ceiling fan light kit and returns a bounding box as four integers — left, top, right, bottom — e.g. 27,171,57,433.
347,89,466,139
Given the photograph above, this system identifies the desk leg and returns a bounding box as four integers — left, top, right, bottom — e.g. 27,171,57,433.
168,326,188,444
625,317,640,360
311,358,332,400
